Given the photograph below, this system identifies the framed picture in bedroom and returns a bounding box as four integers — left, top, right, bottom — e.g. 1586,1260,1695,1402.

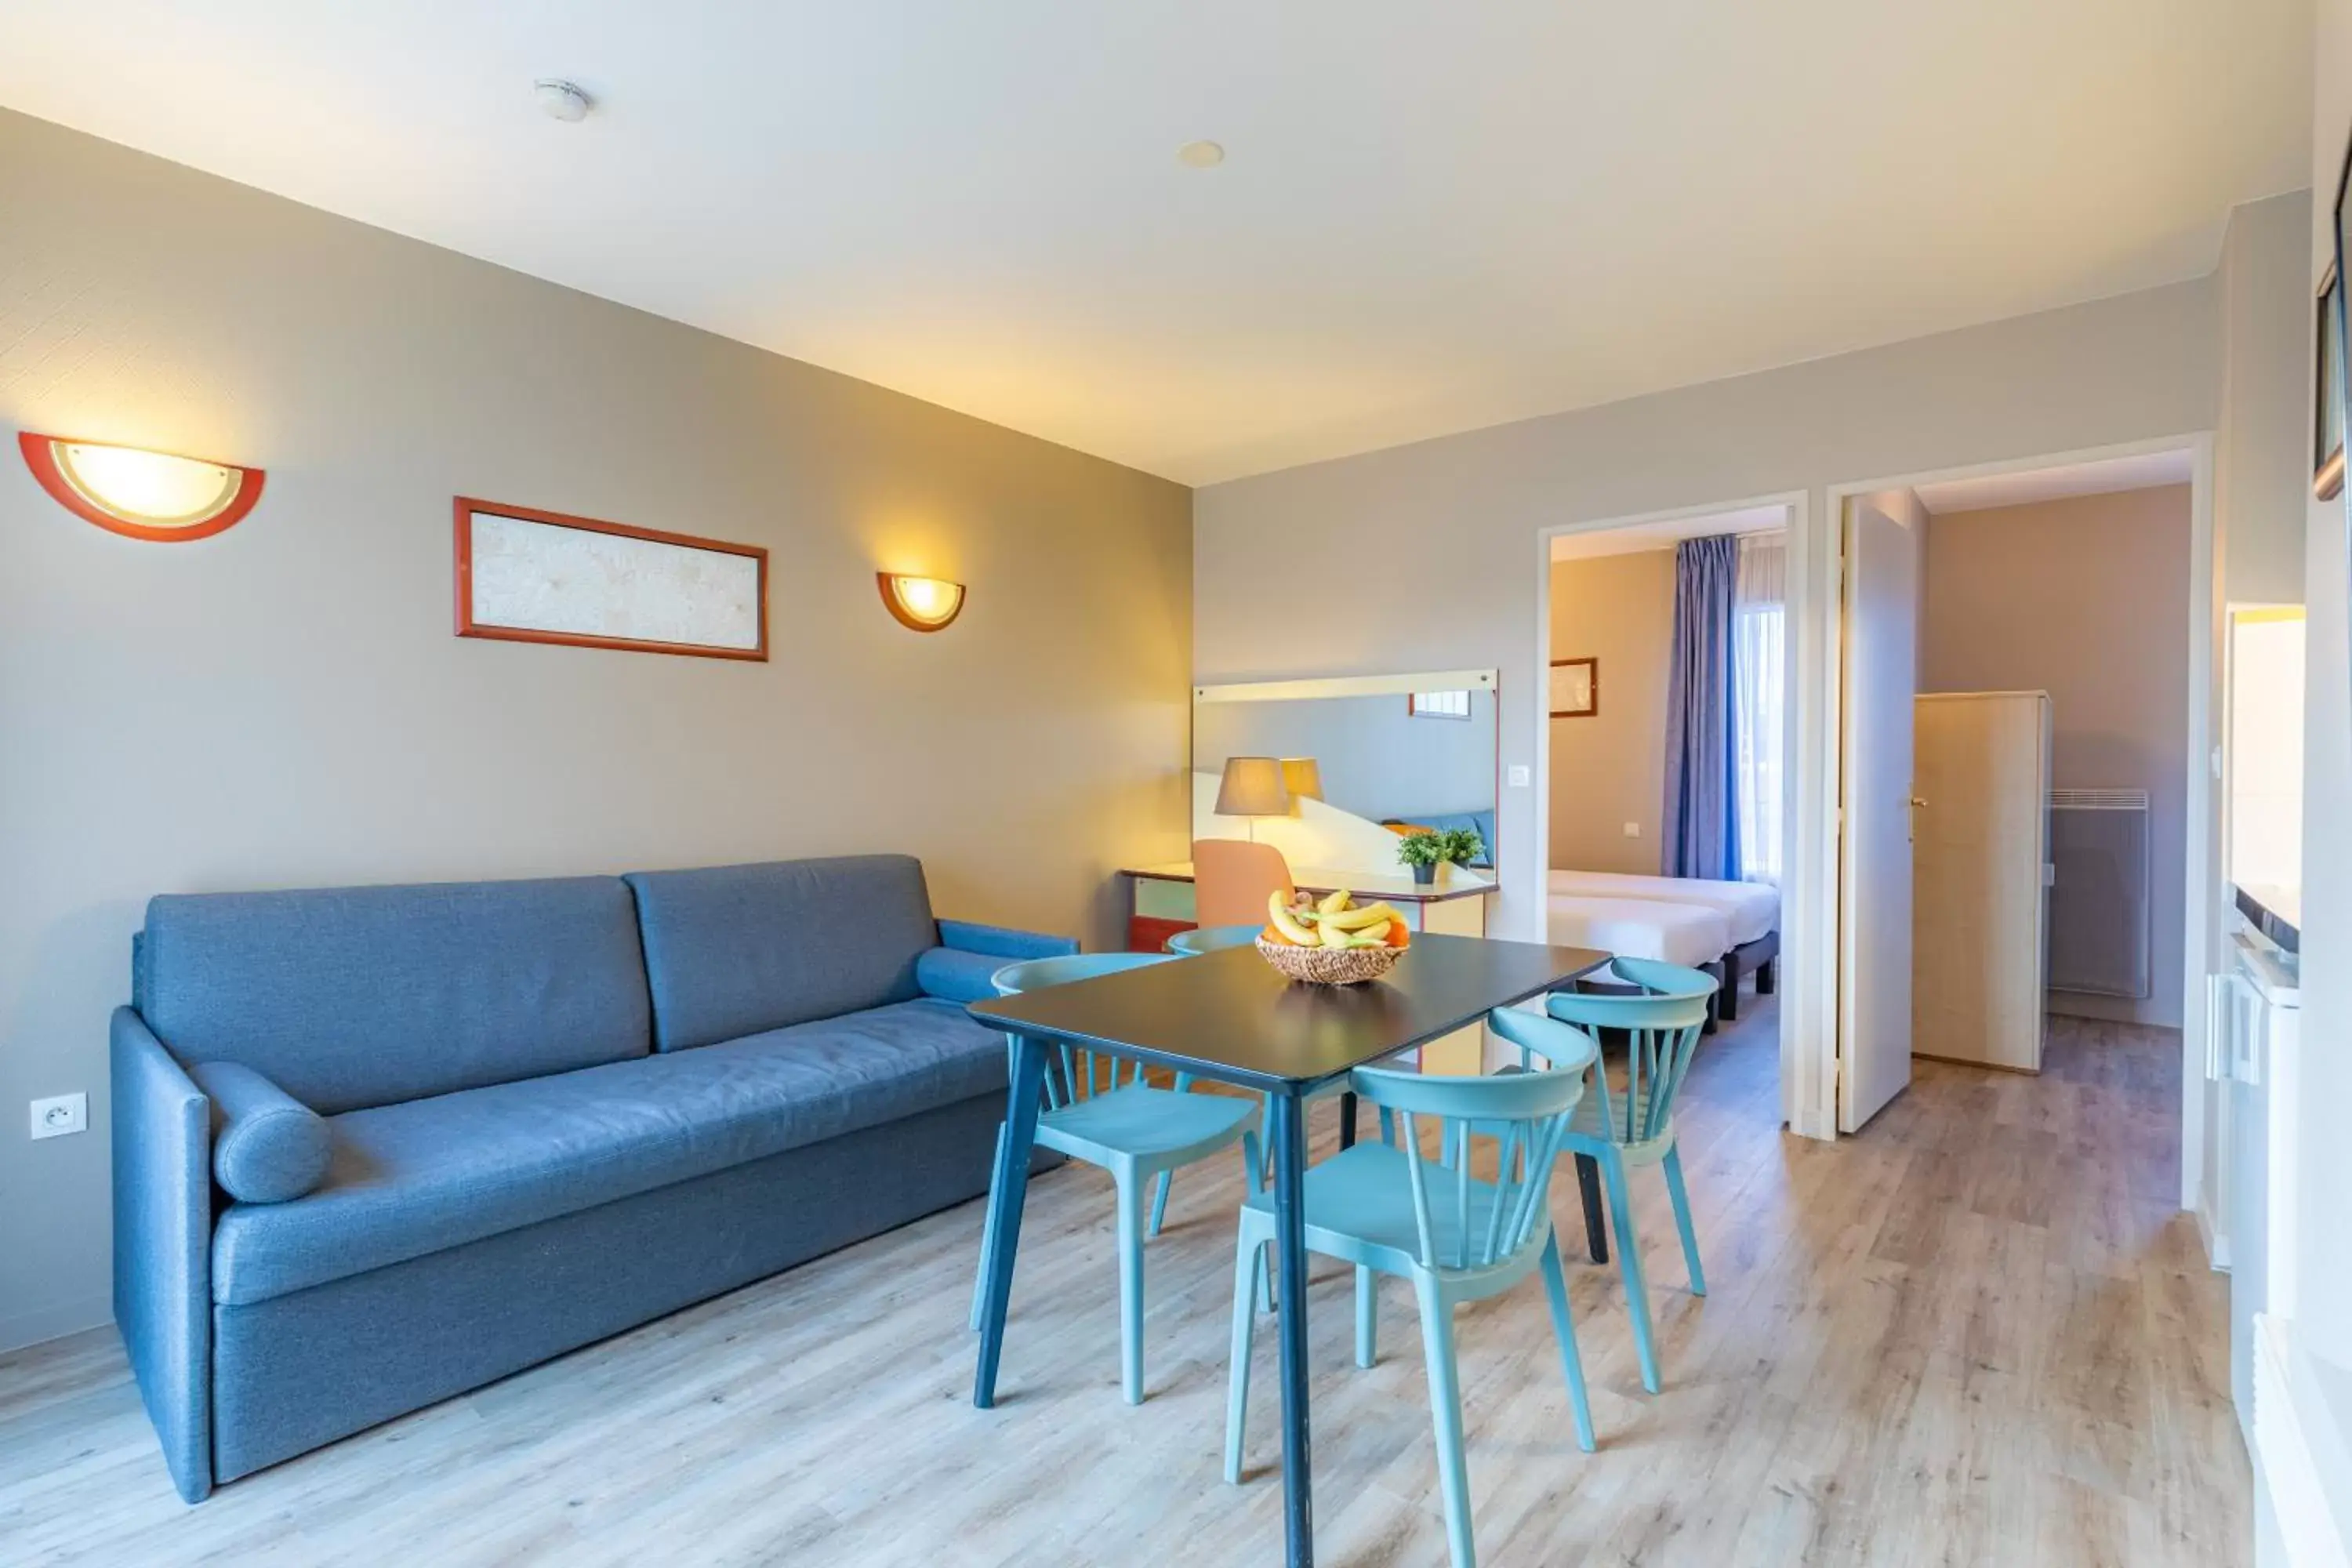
1549,656,1598,717
453,497,769,661
2318,263,2344,500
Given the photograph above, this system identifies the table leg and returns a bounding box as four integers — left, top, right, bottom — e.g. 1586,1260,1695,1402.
1269,1088,1316,1566
1575,1152,1610,1264
973,1034,1047,1409
1338,1090,1359,1150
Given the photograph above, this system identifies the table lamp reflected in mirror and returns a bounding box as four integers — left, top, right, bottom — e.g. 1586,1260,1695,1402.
1214,756,1291,842
1278,757,1323,811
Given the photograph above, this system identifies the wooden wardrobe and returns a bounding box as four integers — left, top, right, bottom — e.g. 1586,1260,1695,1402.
1911,691,2052,1072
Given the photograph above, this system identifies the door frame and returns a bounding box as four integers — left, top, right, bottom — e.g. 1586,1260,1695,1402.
1530,492,1824,1138
1822,433,2216,1192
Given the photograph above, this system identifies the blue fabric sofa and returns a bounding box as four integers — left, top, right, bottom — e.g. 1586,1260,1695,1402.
111,854,1073,1502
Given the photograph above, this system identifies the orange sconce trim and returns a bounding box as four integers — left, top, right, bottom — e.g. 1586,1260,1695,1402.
18,432,264,542
877,572,967,632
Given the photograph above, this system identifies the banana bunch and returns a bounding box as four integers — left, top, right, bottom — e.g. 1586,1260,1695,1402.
1261,887,1410,950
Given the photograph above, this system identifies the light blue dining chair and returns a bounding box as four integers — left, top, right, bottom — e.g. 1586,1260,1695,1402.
1222,1006,1600,1568
967,951,1265,1405
1541,956,1717,1395
1162,923,1262,956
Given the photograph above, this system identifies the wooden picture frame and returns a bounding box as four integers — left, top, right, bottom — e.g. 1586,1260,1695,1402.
1549,657,1599,717
454,498,769,661
2318,263,2345,500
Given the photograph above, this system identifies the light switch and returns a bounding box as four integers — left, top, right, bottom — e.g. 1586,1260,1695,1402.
1506,764,1531,788
1624,822,1642,837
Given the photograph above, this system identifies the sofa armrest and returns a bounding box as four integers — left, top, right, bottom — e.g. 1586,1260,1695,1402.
935,919,1079,963
111,1007,213,1503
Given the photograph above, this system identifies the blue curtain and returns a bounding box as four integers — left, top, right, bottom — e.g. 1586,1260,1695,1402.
1662,535,1740,879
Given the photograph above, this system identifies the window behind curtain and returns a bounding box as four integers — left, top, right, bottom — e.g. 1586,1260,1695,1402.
1733,535,1787,885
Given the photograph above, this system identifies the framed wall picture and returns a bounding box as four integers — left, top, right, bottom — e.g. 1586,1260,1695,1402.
2318,263,2345,500
454,498,768,661
1549,656,1598,717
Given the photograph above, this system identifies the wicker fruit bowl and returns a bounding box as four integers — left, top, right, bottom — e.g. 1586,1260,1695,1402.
1256,933,1403,985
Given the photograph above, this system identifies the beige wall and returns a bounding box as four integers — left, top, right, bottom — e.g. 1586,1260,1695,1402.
1547,551,1671,872
1196,274,2220,955
0,110,1192,1349
1919,486,2193,1029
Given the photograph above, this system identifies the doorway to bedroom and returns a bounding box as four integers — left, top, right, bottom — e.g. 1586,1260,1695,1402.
1539,498,1798,1124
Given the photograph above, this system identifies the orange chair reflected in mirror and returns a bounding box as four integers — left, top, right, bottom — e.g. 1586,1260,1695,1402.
1192,838,1296,929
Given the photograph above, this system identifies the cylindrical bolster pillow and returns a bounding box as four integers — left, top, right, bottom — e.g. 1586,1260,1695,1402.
915,946,1011,1007
187,1059,332,1203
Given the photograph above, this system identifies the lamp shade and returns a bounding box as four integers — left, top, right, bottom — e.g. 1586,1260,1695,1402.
877,572,966,631
1278,757,1323,805
19,432,263,543
1214,756,1291,818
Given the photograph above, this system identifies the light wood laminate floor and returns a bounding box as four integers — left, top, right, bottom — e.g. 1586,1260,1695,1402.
0,1001,2246,1566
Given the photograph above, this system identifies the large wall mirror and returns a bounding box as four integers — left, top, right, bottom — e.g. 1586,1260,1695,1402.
1191,669,1500,882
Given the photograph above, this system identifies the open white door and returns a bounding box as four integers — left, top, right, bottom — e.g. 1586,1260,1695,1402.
1838,493,1921,1131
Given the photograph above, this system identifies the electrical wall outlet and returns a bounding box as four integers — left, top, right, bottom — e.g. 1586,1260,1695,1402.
1623,822,1642,838
30,1092,86,1140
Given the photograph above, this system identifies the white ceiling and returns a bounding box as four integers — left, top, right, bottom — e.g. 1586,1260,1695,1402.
0,2,2311,485
1914,448,2197,514
1551,504,1791,561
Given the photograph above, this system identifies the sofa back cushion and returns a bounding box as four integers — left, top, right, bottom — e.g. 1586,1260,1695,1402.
623,855,938,1051
140,878,652,1115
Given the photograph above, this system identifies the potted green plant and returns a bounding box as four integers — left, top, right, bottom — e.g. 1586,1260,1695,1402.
1437,826,1486,870
1396,829,1448,885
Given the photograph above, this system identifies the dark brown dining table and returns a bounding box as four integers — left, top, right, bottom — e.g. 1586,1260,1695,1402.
966,931,1610,1568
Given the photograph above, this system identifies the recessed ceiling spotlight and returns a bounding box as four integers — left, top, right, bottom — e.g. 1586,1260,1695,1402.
535,78,593,122
1177,140,1225,169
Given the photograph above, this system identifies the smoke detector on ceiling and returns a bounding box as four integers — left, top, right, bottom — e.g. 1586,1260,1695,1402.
534,79,594,122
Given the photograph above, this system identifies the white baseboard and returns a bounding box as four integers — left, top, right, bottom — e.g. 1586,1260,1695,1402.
2255,1315,2352,1568
2199,1200,2232,1272
0,1293,112,1356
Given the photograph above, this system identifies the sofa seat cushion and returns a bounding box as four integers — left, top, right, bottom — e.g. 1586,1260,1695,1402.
211,998,1009,1305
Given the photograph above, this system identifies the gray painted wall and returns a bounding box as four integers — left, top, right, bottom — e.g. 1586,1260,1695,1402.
1921,485,2194,1029
2299,0,2352,1371
1197,275,2222,957
0,110,1192,1349
2219,191,2314,607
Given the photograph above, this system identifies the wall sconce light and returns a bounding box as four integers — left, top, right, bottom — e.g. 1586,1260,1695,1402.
877,572,966,632
18,432,264,543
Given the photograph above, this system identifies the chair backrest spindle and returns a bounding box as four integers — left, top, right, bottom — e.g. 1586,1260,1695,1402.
991,953,1180,1107
1541,958,1717,1152
1350,1007,1601,1277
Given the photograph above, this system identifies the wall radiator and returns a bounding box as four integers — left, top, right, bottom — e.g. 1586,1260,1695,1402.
2046,788,2151,999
